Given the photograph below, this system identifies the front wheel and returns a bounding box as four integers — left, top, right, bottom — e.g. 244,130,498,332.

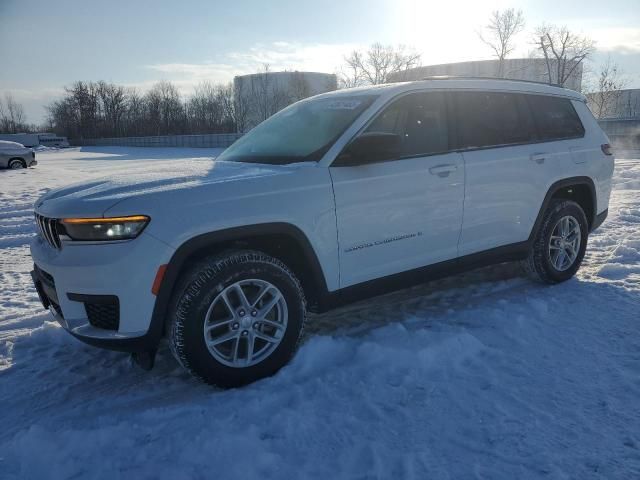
168,250,306,387
525,199,589,284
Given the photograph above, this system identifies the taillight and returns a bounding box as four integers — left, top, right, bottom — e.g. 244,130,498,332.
601,143,613,156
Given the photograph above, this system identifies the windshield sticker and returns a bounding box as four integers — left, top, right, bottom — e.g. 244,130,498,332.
324,100,363,110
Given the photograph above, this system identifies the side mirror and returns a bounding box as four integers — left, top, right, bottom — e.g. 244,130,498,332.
336,132,401,166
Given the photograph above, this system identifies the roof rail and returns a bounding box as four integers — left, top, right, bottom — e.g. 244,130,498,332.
420,75,564,88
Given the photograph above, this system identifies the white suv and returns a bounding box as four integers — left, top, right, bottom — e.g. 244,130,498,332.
30,78,614,386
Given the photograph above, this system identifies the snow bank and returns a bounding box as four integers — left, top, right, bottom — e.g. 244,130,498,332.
0,149,639,479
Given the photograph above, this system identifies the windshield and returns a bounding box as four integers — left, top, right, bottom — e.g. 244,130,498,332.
217,94,377,165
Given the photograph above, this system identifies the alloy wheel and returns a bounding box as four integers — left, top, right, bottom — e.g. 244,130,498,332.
548,215,581,271
203,279,288,368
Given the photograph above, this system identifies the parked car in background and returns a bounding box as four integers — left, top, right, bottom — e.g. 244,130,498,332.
0,141,37,169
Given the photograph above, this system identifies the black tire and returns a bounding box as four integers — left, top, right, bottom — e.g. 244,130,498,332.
525,199,589,284
168,250,306,387
8,159,25,169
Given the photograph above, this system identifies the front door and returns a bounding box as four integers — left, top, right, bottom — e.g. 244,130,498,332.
329,91,465,288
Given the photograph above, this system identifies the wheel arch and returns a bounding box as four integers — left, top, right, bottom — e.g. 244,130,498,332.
9,157,26,167
529,176,597,243
148,223,330,344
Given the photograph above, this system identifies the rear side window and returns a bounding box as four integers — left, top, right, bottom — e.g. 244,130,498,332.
365,91,450,158
526,95,585,141
455,91,537,149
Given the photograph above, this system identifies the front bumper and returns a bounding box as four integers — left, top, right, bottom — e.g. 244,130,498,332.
30,231,175,352
29,160,38,167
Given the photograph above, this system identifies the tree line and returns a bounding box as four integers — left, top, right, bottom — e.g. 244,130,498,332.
44,66,333,139
45,80,238,139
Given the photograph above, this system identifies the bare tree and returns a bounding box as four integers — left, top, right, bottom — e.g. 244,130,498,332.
478,9,525,77
232,77,251,133
215,83,237,132
248,64,289,125
340,43,421,87
289,72,312,102
124,87,146,136
0,93,27,133
145,81,184,135
188,81,223,133
534,24,596,87
586,57,627,119
0,99,7,132
98,81,127,136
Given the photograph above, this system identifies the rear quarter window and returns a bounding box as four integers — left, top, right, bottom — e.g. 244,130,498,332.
455,91,537,149
526,95,585,141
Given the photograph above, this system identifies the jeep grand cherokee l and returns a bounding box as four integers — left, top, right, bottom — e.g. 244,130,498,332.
30,78,614,387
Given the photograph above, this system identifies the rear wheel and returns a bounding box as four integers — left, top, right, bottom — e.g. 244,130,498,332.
168,250,306,387
9,159,25,169
525,199,589,284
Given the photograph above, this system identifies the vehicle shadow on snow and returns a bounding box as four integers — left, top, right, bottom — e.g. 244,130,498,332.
4,259,623,437
306,261,528,338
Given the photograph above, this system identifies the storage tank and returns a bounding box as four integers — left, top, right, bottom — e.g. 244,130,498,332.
233,71,338,131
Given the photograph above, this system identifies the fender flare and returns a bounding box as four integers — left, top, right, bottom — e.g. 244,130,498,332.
146,222,329,347
528,176,597,243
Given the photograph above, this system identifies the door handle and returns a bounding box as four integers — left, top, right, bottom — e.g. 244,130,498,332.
530,153,546,164
429,164,458,177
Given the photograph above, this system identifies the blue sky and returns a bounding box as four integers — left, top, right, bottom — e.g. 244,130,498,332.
1,0,639,123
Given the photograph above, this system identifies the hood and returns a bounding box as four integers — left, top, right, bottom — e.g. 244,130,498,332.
35,160,302,218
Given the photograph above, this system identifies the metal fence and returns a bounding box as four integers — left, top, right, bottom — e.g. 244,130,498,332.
598,119,640,151
71,133,243,148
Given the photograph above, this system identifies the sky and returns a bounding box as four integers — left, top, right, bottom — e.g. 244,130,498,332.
1,0,639,124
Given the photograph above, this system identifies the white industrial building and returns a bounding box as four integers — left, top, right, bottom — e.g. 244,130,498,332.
0,133,69,148
234,71,337,130
388,58,583,92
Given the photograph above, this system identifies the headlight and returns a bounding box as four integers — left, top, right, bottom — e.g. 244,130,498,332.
61,215,150,241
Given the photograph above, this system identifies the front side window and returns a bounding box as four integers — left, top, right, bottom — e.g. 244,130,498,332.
364,91,450,158
456,91,537,149
216,95,377,165
526,95,585,141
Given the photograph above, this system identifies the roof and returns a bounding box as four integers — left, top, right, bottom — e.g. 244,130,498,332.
315,77,585,102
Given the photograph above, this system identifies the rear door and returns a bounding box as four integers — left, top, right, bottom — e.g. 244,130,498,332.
330,91,465,287
454,91,553,255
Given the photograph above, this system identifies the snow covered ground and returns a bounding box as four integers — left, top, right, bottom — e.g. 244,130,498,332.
1,147,639,479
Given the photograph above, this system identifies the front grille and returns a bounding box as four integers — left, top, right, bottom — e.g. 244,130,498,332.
35,213,62,249
85,298,120,331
